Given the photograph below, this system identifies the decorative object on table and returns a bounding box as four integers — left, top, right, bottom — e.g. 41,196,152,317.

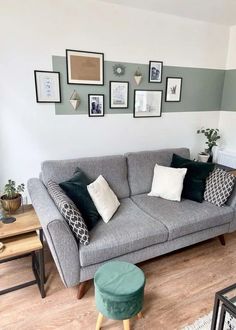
113,63,126,76
88,94,104,117
148,61,163,83
133,89,163,118
134,67,143,86
94,261,145,330
69,90,80,110
110,81,129,109
197,152,210,163
66,49,104,85
211,282,236,330
0,242,4,253
204,168,235,207
34,70,61,103
197,128,221,162
165,77,183,102
1,180,25,214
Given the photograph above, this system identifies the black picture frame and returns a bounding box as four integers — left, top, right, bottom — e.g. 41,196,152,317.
133,89,163,118
88,94,105,117
149,61,163,83
66,49,104,85
109,81,129,109
165,77,183,102
34,70,61,103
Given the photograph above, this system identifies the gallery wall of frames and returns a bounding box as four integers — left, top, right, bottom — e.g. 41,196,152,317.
34,48,223,117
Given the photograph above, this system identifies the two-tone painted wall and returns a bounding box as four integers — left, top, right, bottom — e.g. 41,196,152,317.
219,25,236,152
0,0,232,188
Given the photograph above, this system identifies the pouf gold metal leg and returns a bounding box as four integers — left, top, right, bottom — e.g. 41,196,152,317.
96,313,103,330
123,319,130,330
137,312,143,319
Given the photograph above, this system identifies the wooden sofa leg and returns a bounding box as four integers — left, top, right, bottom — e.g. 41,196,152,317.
77,281,89,299
218,235,226,246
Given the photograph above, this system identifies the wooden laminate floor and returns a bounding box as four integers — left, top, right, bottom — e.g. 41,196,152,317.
1,232,236,330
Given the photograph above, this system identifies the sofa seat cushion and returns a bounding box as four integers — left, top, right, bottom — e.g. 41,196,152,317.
79,198,168,267
131,194,234,240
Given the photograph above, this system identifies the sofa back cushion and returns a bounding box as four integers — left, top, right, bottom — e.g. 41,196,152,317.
41,155,130,199
126,148,190,196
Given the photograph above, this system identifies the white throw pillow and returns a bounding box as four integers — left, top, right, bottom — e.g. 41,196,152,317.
87,175,120,223
148,164,187,202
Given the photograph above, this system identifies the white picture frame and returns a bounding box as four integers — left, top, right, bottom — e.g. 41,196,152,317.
34,70,61,103
110,81,129,109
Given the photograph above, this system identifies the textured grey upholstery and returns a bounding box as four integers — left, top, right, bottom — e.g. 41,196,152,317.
28,178,80,287
41,155,130,199
79,198,168,267
79,223,229,282
131,194,234,240
126,148,190,195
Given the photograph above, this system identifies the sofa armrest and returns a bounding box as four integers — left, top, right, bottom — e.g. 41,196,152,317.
27,178,80,287
227,184,236,209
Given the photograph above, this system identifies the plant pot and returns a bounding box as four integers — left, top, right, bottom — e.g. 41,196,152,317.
0,194,22,213
198,153,209,163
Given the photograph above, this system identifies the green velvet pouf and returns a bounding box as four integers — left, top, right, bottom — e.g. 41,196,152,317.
94,261,145,321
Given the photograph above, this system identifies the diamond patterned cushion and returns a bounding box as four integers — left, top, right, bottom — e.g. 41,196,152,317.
204,169,235,207
47,180,89,245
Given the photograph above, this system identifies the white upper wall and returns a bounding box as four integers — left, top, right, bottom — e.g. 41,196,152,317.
226,25,236,69
0,0,230,188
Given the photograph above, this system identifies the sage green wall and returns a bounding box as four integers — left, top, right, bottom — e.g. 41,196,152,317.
53,56,225,115
221,69,236,111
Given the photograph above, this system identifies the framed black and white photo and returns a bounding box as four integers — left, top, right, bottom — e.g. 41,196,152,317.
133,90,163,118
149,61,163,83
110,81,129,109
34,70,61,103
66,49,104,85
88,94,104,117
165,77,183,102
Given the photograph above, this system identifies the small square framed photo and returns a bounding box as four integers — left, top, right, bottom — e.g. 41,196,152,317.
34,70,61,103
133,90,163,118
88,94,104,117
165,77,183,102
110,81,129,109
66,49,104,85
149,61,163,83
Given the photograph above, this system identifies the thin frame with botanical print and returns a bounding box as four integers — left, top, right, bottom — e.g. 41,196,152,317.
165,77,183,102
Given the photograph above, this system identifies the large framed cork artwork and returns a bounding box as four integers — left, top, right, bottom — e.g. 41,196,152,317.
66,49,104,85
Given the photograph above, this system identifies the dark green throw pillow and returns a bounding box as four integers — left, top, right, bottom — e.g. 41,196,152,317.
171,154,215,203
59,168,100,230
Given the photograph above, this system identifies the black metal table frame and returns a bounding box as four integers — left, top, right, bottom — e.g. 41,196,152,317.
0,229,46,298
211,283,236,330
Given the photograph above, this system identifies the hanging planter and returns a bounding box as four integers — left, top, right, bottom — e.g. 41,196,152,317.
134,68,143,86
69,90,81,110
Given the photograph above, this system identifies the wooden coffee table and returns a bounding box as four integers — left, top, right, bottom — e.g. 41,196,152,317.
0,205,46,298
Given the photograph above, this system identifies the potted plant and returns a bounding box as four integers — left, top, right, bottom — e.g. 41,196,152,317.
134,68,143,86
197,128,221,162
1,180,25,213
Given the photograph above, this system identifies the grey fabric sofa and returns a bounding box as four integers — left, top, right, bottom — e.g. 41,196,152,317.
28,148,236,298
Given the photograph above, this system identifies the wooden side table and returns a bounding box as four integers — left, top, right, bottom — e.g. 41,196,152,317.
0,205,46,298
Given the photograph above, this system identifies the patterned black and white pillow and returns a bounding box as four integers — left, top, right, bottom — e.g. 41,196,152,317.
47,180,89,245
204,168,235,207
